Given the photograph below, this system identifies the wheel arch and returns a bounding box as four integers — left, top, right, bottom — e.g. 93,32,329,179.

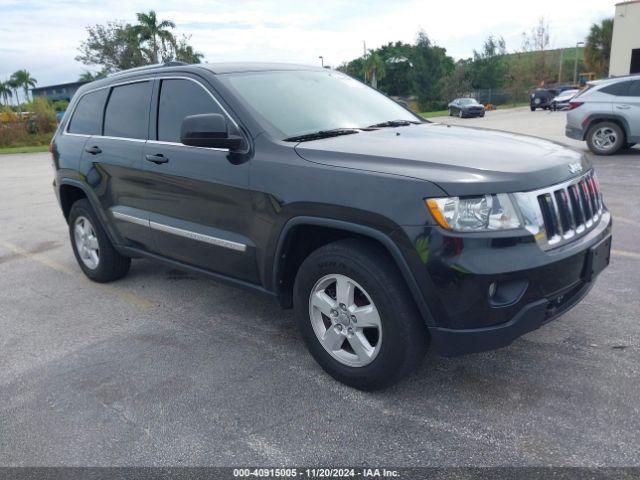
583,114,630,141
272,216,435,326
58,178,123,249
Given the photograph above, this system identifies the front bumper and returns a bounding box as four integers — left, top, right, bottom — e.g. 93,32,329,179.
398,212,612,356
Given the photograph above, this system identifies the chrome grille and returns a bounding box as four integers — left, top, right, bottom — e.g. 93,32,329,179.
513,170,604,250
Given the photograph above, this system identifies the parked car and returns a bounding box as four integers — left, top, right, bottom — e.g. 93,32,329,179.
51,62,611,390
566,75,640,155
530,88,558,111
551,89,580,111
448,98,485,118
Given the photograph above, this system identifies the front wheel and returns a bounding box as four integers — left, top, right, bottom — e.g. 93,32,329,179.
69,198,131,282
458,109,463,118
530,106,536,111
293,239,428,390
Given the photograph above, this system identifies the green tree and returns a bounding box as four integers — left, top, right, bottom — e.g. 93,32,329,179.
0,81,12,105
173,35,204,64
76,21,149,71
411,31,454,111
376,41,415,95
11,70,37,103
443,61,473,102
363,51,386,88
470,36,508,90
585,18,613,76
133,10,176,64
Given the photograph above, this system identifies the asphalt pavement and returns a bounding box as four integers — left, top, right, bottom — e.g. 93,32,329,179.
0,108,639,466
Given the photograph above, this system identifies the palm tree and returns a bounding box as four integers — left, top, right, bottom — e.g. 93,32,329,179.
0,81,12,106
7,77,21,112
363,51,386,89
585,18,613,76
78,69,108,82
11,69,37,103
133,10,176,64
174,36,204,64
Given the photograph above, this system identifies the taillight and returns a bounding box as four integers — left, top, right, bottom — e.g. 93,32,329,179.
567,101,583,110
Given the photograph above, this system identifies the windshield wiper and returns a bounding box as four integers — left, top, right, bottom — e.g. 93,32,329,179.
283,128,360,142
368,119,421,128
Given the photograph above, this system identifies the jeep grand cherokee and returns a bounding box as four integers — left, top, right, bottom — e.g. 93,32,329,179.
51,62,612,390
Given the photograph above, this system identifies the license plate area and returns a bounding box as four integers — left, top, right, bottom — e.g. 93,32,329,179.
584,235,612,282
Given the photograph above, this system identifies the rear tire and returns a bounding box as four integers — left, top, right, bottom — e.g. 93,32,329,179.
530,106,536,111
68,198,131,282
293,238,428,390
586,121,625,156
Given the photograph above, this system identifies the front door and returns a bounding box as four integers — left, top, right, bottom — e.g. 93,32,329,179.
142,76,258,283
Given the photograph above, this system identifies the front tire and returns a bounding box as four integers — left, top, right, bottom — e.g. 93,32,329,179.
586,121,625,156
293,239,428,390
458,109,464,118
68,198,131,282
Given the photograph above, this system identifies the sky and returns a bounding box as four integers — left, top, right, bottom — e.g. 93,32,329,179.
0,0,614,88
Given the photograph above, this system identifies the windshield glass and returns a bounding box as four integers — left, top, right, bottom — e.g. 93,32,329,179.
458,98,478,105
222,70,420,138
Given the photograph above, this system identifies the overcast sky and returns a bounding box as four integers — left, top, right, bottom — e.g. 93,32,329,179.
0,0,613,87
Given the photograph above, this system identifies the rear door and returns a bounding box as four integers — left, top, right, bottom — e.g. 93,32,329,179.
621,80,640,140
141,76,257,282
80,79,155,250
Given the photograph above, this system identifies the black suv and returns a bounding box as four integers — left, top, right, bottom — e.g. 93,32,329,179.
530,88,558,111
52,62,612,390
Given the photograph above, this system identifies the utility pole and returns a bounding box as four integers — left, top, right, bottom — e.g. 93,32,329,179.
574,41,584,85
363,40,368,83
318,56,324,67
558,48,564,84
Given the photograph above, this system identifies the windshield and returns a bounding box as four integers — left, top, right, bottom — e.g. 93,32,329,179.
222,70,420,138
458,98,478,105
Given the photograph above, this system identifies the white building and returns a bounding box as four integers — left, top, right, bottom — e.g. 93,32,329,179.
609,0,640,76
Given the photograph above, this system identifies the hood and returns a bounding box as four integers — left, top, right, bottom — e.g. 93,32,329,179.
294,123,590,196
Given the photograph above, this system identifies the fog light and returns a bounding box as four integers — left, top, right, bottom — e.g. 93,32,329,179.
488,282,497,298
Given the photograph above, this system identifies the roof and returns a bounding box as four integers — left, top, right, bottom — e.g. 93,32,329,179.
32,80,88,92
615,0,640,6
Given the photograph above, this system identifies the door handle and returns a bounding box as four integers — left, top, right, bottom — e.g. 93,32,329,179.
145,154,169,164
616,105,631,110
85,146,102,155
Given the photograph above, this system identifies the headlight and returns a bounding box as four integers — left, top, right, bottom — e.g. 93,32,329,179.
425,194,522,231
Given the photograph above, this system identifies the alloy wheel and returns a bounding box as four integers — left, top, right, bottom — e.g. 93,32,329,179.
308,274,382,367
592,127,618,151
74,215,100,269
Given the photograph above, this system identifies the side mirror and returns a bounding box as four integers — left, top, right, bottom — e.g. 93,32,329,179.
180,113,243,150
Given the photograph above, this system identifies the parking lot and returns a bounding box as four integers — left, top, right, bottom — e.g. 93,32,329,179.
1,107,639,466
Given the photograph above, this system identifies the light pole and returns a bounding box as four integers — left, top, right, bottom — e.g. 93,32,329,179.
573,41,584,85
318,56,324,67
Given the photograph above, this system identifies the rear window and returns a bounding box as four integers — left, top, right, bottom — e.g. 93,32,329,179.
67,89,108,135
104,81,152,139
628,80,640,97
600,81,630,96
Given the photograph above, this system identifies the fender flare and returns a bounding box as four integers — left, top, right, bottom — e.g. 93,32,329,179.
272,216,435,327
58,178,123,249
583,114,631,140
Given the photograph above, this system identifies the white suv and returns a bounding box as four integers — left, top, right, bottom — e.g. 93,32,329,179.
566,75,640,155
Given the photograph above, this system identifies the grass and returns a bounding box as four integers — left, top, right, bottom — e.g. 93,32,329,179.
0,144,50,154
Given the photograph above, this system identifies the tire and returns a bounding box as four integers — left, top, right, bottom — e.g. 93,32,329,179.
293,238,429,390
530,106,535,111
586,121,626,156
68,198,131,282
448,108,452,116
458,109,463,118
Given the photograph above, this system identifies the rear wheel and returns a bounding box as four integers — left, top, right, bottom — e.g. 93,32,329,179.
293,239,428,390
586,121,625,156
69,199,131,282
530,106,536,111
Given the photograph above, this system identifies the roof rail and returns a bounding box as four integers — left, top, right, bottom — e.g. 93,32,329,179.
107,61,189,78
